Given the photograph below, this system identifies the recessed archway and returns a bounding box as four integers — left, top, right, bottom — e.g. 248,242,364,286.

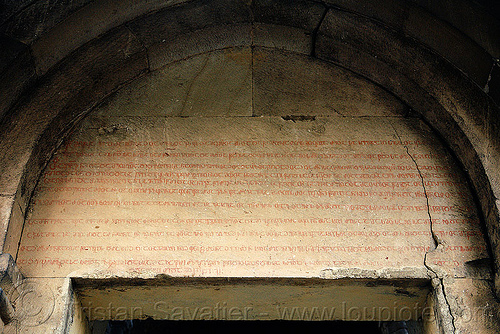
0,1,499,333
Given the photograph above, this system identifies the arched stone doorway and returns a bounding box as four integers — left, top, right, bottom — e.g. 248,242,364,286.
0,1,499,333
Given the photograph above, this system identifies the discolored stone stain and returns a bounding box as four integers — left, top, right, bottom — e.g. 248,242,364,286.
224,48,252,65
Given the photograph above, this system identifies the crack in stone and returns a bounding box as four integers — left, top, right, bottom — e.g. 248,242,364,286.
179,54,210,115
310,5,329,58
390,122,456,332
389,124,438,247
389,123,439,249
124,24,151,72
484,58,499,94
406,145,440,250
439,278,457,333
432,278,457,333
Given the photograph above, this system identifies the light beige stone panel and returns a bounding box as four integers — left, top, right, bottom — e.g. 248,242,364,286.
15,116,457,278
390,119,490,278
442,277,500,333
3,278,71,334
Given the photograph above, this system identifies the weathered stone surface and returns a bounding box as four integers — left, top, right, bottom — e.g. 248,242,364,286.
409,0,500,58
317,7,492,133
0,26,148,206
15,113,481,280
29,0,188,74
442,277,500,333
391,119,491,278
323,0,409,29
3,278,72,334
95,48,252,117
315,15,440,117
0,196,14,250
252,0,326,32
428,279,455,333
127,0,251,48
404,6,493,87
324,0,493,87
147,24,252,70
0,1,496,332
253,48,408,117
253,23,312,55
125,0,255,70
318,7,491,135
0,0,92,44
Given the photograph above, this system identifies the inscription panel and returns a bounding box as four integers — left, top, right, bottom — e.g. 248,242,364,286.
17,117,487,278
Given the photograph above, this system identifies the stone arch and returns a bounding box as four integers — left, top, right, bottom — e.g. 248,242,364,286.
0,0,499,332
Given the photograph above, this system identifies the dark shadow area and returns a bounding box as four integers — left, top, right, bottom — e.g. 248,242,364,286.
91,319,424,334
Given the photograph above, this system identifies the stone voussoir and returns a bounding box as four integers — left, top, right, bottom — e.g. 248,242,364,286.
0,25,148,220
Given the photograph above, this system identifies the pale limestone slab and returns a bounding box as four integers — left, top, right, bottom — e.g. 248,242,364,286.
442,277,500,333
3,278,71,334
13,116,468,278
390,119,490,278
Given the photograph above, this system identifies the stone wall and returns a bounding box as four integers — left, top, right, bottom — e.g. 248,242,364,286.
0,1,499,333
